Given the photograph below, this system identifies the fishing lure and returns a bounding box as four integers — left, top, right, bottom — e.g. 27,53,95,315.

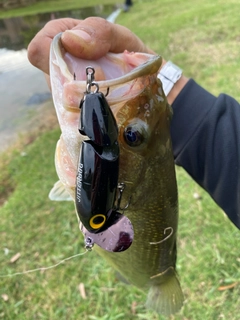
75,67,134,252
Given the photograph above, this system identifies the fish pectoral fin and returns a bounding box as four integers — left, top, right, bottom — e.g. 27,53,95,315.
146,267,184,316
48,180,73,201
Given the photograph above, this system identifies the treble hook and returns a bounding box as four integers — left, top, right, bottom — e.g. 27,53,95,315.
116,183,132,211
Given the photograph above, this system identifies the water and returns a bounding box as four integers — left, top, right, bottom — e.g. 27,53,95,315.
0,4,120,152
0,4,119,50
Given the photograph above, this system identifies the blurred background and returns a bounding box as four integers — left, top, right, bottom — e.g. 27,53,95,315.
0,1,240,320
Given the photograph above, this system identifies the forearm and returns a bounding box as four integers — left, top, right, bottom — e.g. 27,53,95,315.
170,79,240,229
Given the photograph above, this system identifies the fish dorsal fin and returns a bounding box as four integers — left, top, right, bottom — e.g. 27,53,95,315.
49,180,73,201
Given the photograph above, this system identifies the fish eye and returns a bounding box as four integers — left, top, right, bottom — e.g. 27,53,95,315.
123,121,148,147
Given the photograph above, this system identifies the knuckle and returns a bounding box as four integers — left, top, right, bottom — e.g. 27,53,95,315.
84,17,112,37
27,40,38,65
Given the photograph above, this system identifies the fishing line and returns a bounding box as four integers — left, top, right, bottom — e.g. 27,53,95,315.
0,250,88,278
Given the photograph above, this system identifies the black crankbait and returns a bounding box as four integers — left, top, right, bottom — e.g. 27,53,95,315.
75,67,134,252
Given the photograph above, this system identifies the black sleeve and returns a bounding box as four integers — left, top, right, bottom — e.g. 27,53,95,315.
171,79,240,229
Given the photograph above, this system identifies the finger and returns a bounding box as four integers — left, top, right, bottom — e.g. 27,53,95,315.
61,17,154,60
28,18,80,74
28,17,154,75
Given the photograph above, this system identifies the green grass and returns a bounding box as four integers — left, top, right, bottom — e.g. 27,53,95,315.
1,0,240,319
117,0,240,101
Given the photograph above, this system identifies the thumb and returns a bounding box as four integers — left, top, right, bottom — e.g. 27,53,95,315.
61,17,154,59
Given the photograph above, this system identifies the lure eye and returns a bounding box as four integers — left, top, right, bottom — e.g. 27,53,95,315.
89,214,106,230
124,122,147,147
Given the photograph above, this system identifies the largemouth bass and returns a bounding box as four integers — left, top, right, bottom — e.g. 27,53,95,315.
49,33,184,316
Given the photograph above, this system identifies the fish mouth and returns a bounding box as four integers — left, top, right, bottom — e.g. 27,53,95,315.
50,32,163,185
50,33,165,253
50,33,162,111
51,32,162,83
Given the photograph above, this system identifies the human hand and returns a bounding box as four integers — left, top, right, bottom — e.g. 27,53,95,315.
28,17,188,104
28,17,154,75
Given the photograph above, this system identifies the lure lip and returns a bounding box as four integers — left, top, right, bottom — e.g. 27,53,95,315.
80,212,134,252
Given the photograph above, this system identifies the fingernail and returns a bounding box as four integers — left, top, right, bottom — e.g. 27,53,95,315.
66,29,92,42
